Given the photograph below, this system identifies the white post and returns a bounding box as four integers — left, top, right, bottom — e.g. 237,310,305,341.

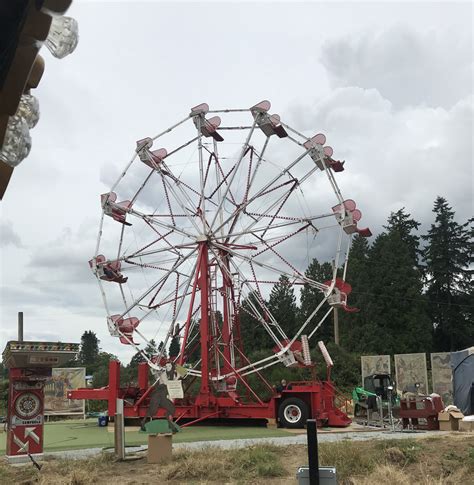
115,398,125,460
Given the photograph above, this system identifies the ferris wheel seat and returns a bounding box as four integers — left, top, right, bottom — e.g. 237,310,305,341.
201,116,224,141
119,334,137,345
342,304,360,313
140,147,168,170
326,158,345,172
251,109,288,138
357,227,372,238
110,315,140,345
304,133,327,149
190,103,210,116
101,192,132,225
89,255,128,283
250,100,271,113
325,279,359,312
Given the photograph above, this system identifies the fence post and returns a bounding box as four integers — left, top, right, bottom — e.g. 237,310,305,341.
307,419,320,485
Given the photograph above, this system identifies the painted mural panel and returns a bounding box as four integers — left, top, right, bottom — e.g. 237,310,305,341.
44,368,86,415
361,355,391,383
431,352,453,404
394,353,428,395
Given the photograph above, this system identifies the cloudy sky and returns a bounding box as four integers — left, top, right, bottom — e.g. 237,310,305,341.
0,1,472,363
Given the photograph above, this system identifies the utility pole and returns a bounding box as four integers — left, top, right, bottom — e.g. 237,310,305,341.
331,260,340,346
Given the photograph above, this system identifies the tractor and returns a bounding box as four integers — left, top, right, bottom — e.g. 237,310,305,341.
352,373,399,418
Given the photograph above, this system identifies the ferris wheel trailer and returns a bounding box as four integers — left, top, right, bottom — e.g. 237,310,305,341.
69,360,351,428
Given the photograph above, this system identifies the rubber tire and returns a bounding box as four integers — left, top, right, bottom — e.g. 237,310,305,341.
278,397,309,429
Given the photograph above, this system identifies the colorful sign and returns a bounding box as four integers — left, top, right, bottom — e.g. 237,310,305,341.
44,368,85,415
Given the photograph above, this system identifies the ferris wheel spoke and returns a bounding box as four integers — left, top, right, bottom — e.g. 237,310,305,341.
155,165,202,234
226,177,309,246
214,241,328,291
213,147,310,236
208,154,238,207
210,243,285,344
209,116,259,231
127,206,197,239
225,253,288,343
251,224,310,259
118,247,198,317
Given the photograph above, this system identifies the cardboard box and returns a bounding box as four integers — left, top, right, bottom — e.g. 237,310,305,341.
438,410,464,431
147,433,172,464
459,419,474,432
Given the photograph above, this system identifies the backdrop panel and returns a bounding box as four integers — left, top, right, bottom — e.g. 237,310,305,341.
430,352,453,404
44,367,86,415
394,353,428,395
361,355,391,383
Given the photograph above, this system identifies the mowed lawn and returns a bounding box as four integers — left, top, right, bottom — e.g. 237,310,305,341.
0,419,291,452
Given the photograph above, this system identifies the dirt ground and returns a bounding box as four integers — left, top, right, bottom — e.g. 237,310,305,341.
1,433,473,484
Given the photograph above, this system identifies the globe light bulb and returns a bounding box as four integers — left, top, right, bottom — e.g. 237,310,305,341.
45,16,79,59
17,94,40,129
0,114,32,167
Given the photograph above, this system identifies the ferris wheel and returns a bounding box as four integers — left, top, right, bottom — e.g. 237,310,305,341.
90,100,371,391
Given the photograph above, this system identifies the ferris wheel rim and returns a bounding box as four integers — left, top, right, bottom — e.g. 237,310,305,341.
93,101,368,380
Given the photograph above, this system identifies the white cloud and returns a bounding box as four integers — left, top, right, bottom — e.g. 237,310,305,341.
320,25,473,109
293,88,473,233
0,221,23,248
1,2,472,363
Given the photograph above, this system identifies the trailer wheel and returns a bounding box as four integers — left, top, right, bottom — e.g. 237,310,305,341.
278,398,308,428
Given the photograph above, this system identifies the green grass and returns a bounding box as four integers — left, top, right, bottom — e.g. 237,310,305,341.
0,419,290,453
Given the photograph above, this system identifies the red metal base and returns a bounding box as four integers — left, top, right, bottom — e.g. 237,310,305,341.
69,360,351,428
399,395,443,430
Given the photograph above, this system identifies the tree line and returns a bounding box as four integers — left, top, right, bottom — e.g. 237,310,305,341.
241,196,472,356
1,196,470,413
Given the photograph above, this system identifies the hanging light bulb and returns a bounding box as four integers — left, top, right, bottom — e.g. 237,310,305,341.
0,115,32,167
16,94,40,129
45,16,79,59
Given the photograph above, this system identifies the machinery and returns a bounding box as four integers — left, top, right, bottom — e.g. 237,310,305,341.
352,373,399,418
2,339,79,463
70,101,372,428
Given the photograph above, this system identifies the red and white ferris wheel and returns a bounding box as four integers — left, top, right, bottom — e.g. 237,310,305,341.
90,100,371,397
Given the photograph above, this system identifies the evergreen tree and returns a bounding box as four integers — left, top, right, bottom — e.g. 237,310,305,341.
78,331,99,367
299,258,333,342
239,291,273,353
384,208,421,264
422,197,473,350
342,210,432,354
339,235,371,349
169,335,180,358
128,339,158,369
268,275,298,337
366,227,432,354
91,351,118,387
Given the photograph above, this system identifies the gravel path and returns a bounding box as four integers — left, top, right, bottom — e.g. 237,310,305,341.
44,429,452,460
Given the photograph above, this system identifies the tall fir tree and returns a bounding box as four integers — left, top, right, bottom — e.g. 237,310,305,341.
78,331,100,367
422,197,473,350
384,208,421,264
128,339,158,369
268,275,298,337
299,258,333,342
169,335,180,358
339,235,371,349
367,226,432,354
239,290,273,353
